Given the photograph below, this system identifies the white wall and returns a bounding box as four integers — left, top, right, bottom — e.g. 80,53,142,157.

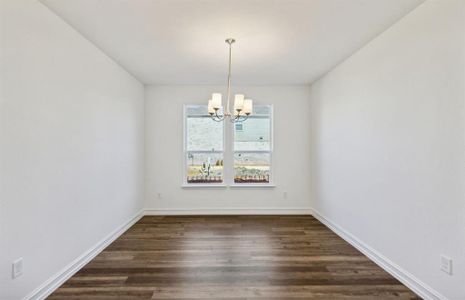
308,1,465,299
145,85,311,212
0,1,145,299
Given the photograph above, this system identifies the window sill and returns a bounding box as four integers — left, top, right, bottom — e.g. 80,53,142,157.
229,183,276,188
181,183,276,188
182,184,227,188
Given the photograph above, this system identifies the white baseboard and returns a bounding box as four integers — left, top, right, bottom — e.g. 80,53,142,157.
26,208,443,300
25,210,144,300
24,208,310,299
144,208,313,215
310,208,447,300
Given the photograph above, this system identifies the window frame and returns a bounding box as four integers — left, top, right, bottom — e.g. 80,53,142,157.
182,104,274,188
182,105,226,187
230,105,274,187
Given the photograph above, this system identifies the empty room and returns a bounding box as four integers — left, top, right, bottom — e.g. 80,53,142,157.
1,0,464,299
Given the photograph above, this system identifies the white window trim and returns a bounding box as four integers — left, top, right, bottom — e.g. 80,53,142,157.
182,104,274,188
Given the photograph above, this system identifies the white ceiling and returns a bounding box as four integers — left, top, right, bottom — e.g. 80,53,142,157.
40,0,423,85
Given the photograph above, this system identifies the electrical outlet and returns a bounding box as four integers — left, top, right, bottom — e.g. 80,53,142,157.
12,258,23,279
440,255,452,275
282,191,288,199
157,193,162,199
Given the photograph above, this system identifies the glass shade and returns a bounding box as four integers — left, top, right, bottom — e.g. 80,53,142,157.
243,99,253,114
234,94,245,111
207,100,214,114
212,93,222,109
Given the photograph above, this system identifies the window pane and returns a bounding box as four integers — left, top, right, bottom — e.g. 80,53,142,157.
186,105,224,116
187,117,223,151
234,117,270,151
187,152,223,183
234,152,270,183
253,105,271,116
186,105,208,116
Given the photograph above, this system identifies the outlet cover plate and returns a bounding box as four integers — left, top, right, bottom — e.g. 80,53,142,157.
440,255,452,275
12,258,23,279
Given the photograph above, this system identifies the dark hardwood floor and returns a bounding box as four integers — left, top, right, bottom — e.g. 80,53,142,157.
48,216,421,299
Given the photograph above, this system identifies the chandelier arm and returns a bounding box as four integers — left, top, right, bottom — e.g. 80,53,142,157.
211,116,224,122
229,112,239,123
215,109,224,119
230,113,250,123
210,110,225,122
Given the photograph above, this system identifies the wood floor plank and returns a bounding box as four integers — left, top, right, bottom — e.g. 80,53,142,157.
48,216,421,299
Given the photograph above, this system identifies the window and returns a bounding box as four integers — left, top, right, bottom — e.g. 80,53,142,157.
184,104,272,186
184,105,224,184
234,105,272,183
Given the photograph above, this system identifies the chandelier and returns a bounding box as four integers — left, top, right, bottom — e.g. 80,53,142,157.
208,38,253,123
